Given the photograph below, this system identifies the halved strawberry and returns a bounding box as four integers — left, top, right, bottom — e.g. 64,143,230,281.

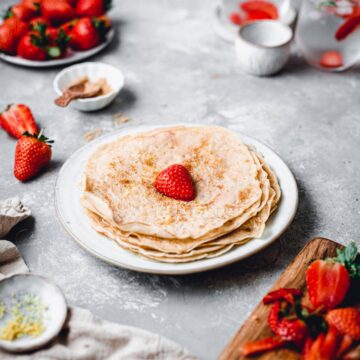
240,0,278,19
335,15,360,41
320,50,343,68
154,164,196,201
263,288,302,305
0,104,38,139
302,333,325,360
336,334,353,358
229,12,243,26
306,259,350,310
275,318,308,348
326,307,360,340
241,337,284,356
245,9,273,21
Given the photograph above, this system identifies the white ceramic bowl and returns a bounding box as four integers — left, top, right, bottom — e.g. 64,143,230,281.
235,20,293,76
53,62,124,112
0,274,67,353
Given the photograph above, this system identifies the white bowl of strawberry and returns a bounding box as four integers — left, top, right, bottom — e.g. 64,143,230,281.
0,0,114,66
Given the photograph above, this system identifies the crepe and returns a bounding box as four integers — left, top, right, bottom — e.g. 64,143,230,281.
81,126,281,263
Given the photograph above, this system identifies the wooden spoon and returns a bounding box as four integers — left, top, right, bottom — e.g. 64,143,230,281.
54,77,103,107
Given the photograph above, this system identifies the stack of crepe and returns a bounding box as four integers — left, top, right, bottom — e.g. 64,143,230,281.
81,126,281,263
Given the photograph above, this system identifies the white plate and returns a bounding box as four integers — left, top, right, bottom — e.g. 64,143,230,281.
55,124,298,275
213,5,296,43
0,274,67,353
0,29,114,68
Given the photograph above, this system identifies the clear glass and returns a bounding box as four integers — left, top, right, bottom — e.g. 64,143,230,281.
222,0,290,26
295,0,360,71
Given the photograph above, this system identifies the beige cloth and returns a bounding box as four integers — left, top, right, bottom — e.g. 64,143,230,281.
0,199,197,360
0,198,31,239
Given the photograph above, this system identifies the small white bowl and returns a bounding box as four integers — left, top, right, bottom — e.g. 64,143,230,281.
0,274,67,353
53,62,124,112
235,20,293,76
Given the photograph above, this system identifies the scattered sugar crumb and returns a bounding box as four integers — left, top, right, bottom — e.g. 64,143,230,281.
84,128,103,142
113,113,130,126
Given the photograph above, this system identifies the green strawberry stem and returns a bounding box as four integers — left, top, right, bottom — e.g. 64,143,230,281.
23,129,54,146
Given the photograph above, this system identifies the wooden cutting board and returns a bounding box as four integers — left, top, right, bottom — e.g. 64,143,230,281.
219,237,343,360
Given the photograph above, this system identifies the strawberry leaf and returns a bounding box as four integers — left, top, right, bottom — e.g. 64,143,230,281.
336,242,360,279
3,7,13,20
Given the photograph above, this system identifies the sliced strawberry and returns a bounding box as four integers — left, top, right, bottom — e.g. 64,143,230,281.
229,12,243,26
304,333,325,360
322,326,342,360
306,259,350,310
336,334,353,358
302,337,314,359
263,288,302,304
245,9,273,21
240,0,278,19
335,15,360,41
320,50,344,68
275,318,308,348
268,301,281,334
326,307,360,340
241,337,284,356
0,104,38,139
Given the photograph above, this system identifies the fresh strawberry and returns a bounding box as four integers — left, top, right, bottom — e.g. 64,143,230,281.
46,27,70,58
326,308,360,340
320,50,343,68
14,130,53,182
240,0,278,19
245,9,273,21
154,164,196,201
306,259,350,310
0,104,38,139
263,288,302,305
76,0,111,17
4,3,38,22
268,301,281,334
275,318,308,348
69,16,109,51
29,17,49,29
59,19,78,35
0,17,28,55
321,326,342,360
21,0,42,11
41,0,75,25
336,334,353,358
17,24,63,60
335,15,360,41
229,12,243,25
241,337,284,356
17,32,48,60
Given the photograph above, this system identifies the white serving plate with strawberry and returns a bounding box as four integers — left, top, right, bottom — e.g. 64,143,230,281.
0,0,114,68
55,123,298,275
0,28,114,68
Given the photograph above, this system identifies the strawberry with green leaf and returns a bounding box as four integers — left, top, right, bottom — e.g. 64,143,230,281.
76,0,112,17
69,16,111,51
14,130,54,182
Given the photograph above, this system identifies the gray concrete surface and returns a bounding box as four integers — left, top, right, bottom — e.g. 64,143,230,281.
1,0,359,359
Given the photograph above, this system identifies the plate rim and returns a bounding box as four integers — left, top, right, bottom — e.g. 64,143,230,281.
54,123,298,275
0,29,114,68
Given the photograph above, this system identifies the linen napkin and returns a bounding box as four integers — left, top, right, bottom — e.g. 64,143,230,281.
0,198,197,360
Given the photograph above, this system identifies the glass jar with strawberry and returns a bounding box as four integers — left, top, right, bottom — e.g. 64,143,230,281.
295,0,360,71
224,0,290,27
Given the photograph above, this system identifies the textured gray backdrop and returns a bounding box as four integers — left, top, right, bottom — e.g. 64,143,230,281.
0,0,359,359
